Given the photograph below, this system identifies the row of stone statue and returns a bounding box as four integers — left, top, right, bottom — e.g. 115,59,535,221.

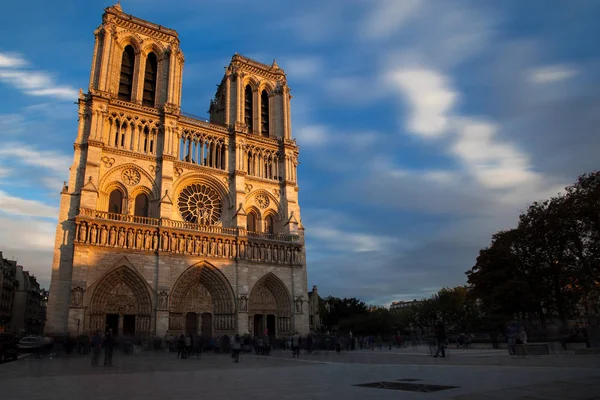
75,221,303,264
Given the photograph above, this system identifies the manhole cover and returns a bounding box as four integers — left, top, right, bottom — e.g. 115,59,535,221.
354,381,459,392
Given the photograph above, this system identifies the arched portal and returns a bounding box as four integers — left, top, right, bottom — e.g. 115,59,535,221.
169,262,235,336
248,273,292,338
88,266,152,338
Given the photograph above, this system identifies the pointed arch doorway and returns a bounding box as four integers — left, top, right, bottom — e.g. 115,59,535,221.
248,273,292,338
169,262,235,337
88,266,153,337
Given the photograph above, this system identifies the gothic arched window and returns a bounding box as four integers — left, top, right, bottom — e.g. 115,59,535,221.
108,189,124,214
118,45,135,102
142,52,157,107
261,90,269,137
244,85,253,131
134,193,149,217
247,213,257,232
265,215,274,234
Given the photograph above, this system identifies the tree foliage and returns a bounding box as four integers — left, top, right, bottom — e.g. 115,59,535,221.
466,171,600,329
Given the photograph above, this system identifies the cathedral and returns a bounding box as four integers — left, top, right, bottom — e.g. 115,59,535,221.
44,4,315,339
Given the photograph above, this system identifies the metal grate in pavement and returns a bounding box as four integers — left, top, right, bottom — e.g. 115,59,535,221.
354,381,459,392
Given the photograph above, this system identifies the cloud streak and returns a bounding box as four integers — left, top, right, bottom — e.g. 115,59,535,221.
0,52,78,100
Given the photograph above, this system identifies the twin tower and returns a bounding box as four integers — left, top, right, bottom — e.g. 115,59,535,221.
45,4,314,339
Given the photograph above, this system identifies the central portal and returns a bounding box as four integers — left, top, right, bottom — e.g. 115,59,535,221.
123,315,136,336
106,314,118,335
186,312,197,335
168,263,236,336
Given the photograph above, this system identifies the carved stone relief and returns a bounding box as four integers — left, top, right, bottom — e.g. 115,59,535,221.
122,168,141,186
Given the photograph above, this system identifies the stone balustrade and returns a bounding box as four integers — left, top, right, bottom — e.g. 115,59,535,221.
78,208,300,242
74,209,304,265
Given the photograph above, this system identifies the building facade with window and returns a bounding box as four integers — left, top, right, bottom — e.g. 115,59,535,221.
45,4,309,339
0,253,18,332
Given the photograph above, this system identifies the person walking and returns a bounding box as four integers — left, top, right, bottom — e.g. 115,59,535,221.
177,334,185,359
433,323,447,358
232,334,241,363
292,332,300,358
506,323,518,357
103,329,115,366
184,334,192,358
90,330,103,366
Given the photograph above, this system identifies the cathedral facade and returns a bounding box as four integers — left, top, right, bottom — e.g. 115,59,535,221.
45,4,310,339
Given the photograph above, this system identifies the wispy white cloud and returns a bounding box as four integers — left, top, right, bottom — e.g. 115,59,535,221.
0,53,27,68
0,143,71,173
388,68,457,138
281,56,322,81
451,118,540,189
387,65,549,192
0,190,58,218
529,64,578,84
295,124,330,147
311,226,402,253
361,0,422,40
0,51,78,100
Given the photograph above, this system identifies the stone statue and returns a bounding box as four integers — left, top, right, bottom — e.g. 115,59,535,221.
100,226,107,245
170,234,177,253
127,229,134,248
295,298,302,313
259,245,265,260
239,295,248,312
286,248,292,263
194,237,200,254
239,241,245,258
118,228,125,247
71,287,83,307
266,246,272,262
224,241,230,257
152,232,158,250
79,224,87,242
178,235,185,253
202,238,208,254
186,236,193,253
159,292,168,310
231,241,237,258
144,231,151,250
162,232,169,251
109,226,116,246
217,240,223,256
90,225,97,244
273,247,278,262
136,230,143,249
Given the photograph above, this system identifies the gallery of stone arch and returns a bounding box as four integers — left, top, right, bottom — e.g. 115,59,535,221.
44,4,319,339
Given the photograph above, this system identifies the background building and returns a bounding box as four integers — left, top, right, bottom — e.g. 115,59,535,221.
0,253,18,332
45,4,312,340
0,252,46,335
390,299,424,311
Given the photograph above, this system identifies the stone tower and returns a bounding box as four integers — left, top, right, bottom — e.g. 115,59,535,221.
45,4,308,339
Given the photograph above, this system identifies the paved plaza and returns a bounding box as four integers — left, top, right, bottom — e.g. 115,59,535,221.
1,347,599,399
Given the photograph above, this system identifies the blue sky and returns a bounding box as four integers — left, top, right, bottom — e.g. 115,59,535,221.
1,0,599,305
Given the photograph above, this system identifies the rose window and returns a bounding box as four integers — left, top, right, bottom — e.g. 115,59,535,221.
178,183,222,225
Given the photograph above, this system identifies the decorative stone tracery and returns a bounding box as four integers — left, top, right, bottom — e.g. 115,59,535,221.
122,168,141,185
169,263,236,334
87,266,152,336
177,183,222,225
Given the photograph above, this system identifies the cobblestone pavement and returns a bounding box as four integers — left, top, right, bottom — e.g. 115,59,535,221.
1,348,599,399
